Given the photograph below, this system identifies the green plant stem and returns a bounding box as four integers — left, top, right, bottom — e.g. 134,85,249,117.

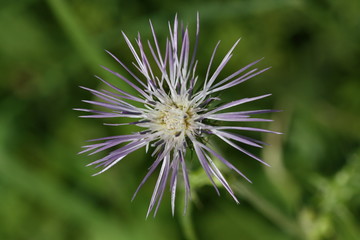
234,182,304,239
178,191,198,240
46,0,133,94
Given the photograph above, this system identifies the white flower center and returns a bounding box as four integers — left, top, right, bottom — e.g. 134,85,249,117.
147,99,197,138
160,105,191,134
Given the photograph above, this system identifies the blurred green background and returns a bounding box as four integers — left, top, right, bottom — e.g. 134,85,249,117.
1,0,360,239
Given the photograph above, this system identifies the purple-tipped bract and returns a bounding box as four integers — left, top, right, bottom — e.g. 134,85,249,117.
76,14,279,217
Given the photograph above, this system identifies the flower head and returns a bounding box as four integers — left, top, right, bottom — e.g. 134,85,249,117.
76,14,279,217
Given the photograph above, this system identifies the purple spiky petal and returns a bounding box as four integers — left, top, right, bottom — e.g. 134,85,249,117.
76,13,279,217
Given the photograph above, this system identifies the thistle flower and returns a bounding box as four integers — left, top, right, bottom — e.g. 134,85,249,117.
76,14,279,217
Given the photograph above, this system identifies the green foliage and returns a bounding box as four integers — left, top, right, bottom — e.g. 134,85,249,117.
1,0,359,239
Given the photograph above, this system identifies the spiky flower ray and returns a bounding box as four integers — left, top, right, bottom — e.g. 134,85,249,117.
76,14,280,217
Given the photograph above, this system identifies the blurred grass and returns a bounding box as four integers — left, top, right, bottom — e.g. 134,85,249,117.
1,0,360,239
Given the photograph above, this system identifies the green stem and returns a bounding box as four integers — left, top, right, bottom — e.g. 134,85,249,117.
178,191,198,240
234,183,304,239
46,0,133,94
